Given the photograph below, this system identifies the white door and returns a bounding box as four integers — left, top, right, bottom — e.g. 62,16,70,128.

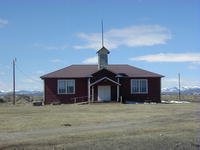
98,86,111,101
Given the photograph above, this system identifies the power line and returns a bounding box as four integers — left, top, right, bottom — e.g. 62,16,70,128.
15,64,41,83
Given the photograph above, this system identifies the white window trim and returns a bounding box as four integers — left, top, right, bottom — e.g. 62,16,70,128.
57,79,75,94
131,79,148,94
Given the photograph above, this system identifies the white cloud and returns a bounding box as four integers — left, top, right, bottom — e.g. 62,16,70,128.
130,53,200,63
22,77,41,83
17,82,42,91
74,25,171,50
34,43,67,50
0,81,4,89
0,79,12,91
162,77,200,89
23,79,36,83
22,77,42,84
187,65,199,70
0,77,42,91
0,19,8,28
82,56,98,64
0,72,6,75
45,45,67,50
50,59,62,63
35,70,44,74
137,17,151,22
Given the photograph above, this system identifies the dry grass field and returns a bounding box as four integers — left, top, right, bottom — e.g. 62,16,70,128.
0,101,200,150
161,95,200,103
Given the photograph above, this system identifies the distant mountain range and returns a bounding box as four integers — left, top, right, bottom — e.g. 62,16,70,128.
0,90,43,96
0,86,200,96
162,86,200,95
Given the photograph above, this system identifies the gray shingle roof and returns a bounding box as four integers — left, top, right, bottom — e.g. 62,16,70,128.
40,64,164,79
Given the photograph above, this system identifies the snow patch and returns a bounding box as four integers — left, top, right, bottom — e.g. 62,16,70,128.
162,100,190,104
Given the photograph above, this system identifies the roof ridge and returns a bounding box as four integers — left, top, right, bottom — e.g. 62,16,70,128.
71,64,97,65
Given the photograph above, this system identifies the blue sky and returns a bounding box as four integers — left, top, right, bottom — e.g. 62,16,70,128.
0,0,200,91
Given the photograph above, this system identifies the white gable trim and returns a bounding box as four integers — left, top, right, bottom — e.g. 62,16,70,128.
90,77,121,86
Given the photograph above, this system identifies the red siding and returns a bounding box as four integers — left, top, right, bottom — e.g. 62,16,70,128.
44,77,161,104
44,78,88,104
120,77,161,103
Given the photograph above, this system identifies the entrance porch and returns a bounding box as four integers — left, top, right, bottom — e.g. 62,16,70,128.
88,77,120,102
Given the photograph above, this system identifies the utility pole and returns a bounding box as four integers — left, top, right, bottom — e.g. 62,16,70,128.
13,58,16,105
178,72,181,101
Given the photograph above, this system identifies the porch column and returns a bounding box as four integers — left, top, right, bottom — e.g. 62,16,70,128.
88,78,90,103
92,86,94,102
117,78,119,102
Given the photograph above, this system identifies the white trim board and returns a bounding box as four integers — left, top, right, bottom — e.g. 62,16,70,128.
90,77,121,86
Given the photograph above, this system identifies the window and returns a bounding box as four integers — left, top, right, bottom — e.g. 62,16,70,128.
58,80,75,94
131,79,148,94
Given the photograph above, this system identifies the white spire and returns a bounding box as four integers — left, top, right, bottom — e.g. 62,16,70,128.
101,19,104,47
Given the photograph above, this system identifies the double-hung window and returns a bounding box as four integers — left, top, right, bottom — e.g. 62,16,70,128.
131,79,148,94
58,80,75,94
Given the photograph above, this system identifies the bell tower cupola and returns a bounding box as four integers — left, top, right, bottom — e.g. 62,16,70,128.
97,46,110,69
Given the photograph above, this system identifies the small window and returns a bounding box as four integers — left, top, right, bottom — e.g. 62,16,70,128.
58,80,75,94
131,79,148,94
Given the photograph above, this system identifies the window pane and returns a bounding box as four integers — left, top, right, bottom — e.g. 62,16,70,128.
67,80,74,86
67,86,74,93
58,80,66,94
140,80,147,93
132,80,139,93
67,80,75,94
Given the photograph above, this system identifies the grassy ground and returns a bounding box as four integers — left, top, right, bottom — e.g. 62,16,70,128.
1,94,199,103
0,102,199,150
